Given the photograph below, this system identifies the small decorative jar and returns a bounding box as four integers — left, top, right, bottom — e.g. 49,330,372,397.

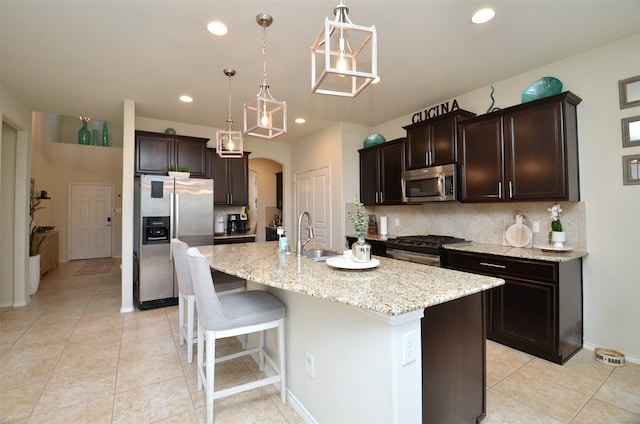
352,237,371,262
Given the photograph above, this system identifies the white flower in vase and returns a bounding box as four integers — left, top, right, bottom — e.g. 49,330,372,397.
547,203,565,247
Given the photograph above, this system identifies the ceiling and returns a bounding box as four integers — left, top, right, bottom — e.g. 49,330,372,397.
2,1,639,144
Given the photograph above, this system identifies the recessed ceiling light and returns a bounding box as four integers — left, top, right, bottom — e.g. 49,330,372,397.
207,21,228,36
471,8,495,24
295,118,306,124
179,95,193,103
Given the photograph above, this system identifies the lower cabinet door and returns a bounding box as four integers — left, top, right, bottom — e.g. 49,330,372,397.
495,277,557,353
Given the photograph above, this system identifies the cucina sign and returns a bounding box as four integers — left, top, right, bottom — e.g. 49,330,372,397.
411,99,460,124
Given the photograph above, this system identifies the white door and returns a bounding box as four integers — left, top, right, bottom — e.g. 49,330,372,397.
295,166,331,249
69,184,113,259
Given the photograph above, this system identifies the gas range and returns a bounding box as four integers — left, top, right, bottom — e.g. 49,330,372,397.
386,235,470,266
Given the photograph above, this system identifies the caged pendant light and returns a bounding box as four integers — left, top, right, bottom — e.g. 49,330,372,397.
243,13,287,139
311,0,378,97
216,68,243,158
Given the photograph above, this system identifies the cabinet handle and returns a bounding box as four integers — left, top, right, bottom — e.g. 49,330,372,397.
498,181,502,196
509,181,513,199
379,191,384,204
480,262,506,269
229,193,233,204
375,192,379,203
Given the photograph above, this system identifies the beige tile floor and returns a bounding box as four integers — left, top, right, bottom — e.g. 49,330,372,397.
1,259,639,423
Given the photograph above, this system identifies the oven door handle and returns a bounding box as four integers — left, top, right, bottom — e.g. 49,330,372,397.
387,249,441,267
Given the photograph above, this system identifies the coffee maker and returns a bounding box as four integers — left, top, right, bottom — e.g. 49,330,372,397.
227,213,248,234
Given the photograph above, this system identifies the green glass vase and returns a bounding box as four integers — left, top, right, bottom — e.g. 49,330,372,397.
101,120,110,146
78,118,91,145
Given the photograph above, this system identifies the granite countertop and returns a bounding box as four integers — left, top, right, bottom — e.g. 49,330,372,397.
194,242,504,316
444,242,588,262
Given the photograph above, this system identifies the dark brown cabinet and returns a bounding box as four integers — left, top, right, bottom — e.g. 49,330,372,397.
458,92,581,202
422,292,485,423
444,250,583,364
134,130,209,177
207,150,250,205
359,138,405,205
403,110,475,169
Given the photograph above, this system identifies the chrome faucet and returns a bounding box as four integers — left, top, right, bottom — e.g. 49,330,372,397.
296,211,315,257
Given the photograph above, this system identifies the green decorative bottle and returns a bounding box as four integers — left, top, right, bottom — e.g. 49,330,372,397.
101,120,110,147
78,116,91,145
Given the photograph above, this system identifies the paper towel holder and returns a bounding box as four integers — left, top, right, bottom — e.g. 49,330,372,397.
379,215,388,239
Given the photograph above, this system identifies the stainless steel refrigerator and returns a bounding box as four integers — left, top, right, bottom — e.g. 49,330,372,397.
134,175,214,310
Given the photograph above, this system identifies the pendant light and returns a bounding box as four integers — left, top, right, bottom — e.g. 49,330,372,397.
216,68,243,158
243,13,287,139
311,0,378,97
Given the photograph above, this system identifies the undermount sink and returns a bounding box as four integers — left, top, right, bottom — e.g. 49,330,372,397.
304,249,339,262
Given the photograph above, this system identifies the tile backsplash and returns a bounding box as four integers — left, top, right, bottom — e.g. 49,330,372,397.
349,201,586,250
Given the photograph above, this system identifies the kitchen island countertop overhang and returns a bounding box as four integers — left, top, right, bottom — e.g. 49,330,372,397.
195,241,504,316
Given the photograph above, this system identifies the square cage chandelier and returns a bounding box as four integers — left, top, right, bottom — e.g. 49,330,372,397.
216,68,243,158
311,0,378,97
244,13,287,139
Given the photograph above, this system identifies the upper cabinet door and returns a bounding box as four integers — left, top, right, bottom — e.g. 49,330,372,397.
379,141,405,204
174,138,207,177
207,152,228,204
405,124,429,170
459,115,505,202
504,101,567,200
227,155,249,205
430,117,458,166
359,147,380,205
135,134,172,175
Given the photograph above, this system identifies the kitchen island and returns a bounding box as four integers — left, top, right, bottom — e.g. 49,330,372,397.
196,242,504,423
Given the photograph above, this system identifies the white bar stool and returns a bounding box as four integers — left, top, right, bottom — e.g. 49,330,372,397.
187,247,286,424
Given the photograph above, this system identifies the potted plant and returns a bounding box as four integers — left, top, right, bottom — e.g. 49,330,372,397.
168,165,190,179
29,197,45,294
347,195,371,262
547,203,565,247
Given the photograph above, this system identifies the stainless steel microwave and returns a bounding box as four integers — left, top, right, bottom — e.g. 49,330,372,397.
402,163,458,203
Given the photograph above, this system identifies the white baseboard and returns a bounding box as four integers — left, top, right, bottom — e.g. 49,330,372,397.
247,347,317,424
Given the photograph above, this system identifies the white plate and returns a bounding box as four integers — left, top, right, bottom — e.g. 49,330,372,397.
326,256,380,270
534,244,573,252
505,223,533,247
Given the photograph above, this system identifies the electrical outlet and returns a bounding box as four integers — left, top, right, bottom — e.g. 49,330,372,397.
532,221,540,233
394,218,400,227
305,352,315,378
402,331,417,365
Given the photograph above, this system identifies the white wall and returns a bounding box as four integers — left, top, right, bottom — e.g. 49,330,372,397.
1,84,33,307
29,112,125,261
364,34,640,361
248,158,282,242
291,122,370,250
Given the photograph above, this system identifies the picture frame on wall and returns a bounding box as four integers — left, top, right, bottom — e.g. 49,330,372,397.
622,154,640,185
621,115,640,148
618,75,640,109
